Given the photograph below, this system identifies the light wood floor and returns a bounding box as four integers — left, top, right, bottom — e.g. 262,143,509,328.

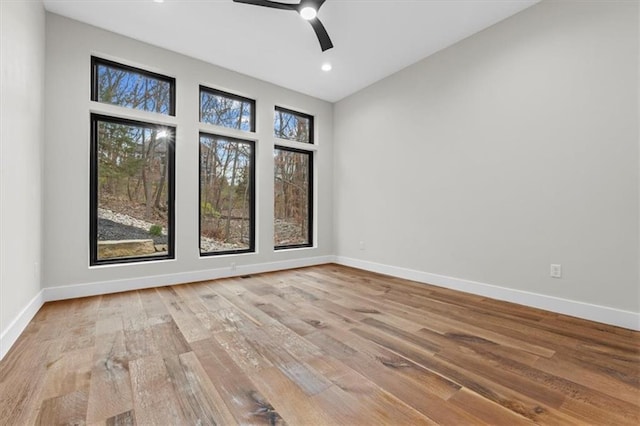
1,264,638,425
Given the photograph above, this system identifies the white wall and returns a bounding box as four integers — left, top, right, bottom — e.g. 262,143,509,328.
44,14,333,292
0,0,45,353
334,1,639,315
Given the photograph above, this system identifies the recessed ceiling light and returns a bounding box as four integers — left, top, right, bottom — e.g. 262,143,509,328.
321,63,332,72
153,0,164,3
300,7,317,20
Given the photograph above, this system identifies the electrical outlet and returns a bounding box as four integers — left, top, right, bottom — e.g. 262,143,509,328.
550,264,562,278
359,241,365,251
230,262,237,272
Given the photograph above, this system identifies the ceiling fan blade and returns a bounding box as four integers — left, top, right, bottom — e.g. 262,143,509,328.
308,18,333,52
233,0,334,52
300,0,327,11
232,0,297,11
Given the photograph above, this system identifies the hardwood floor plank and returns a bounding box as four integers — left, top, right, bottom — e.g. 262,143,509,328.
105,409,136,426
40,346,93,401
121,292,149,333
560,394,639,425
95,317,124,336
254,301,319,336
350,324,581,424
229,324,332,396
0,333,53,425
436,347,567,409
361,317,441,354
340,329,462,400
62,323,96,353
308,341,480,425
190,337,280,424
249,366,324,424
212,282,271,327
1,264,637,425
309,364,440,425
137,288,170,320
128,355,188,425
560,338,638,381
149,317,191,359
311,298,371,323
209,310,274,372
215,287,326,363
419,326,639,423
448,387,534,425
35,389,88,426
123,326,159,360
176,351,238,425
86,331,133,424
534,354,640,406
156,286,211,343
198,284,238,311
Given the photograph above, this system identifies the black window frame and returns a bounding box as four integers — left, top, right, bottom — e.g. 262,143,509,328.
274,106,315,144
199,85,256,132
91,56,176,116
89,113,176,266
199,132,256,257
274,145,314,250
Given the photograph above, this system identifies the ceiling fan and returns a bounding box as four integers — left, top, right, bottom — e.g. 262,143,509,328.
232,0,334,52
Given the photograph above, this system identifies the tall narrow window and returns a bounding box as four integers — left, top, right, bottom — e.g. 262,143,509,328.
91,57,175,115
200,133,255,255
274,147,313,249
200,86,255,132
274,106,314,143
90,114,175,265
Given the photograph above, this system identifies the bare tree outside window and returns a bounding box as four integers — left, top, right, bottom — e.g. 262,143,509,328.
200,134,255,255
200,87,255,132
91,116,174,264
274,107,313,143
93,58,174,115
274,147,312,248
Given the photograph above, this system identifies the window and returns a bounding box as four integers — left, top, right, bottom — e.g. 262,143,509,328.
274,106,314,143
274,106,314,248
200,86,255,132
91,57,175,115
274,147,313,249
90,58,176,266
90,115,175,265
200,134,255,255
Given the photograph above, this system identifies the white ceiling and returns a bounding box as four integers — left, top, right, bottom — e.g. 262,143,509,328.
42,0,539,102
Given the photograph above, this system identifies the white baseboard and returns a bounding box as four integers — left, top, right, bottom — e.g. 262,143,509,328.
334,256,640,331
0,255,333,361
43,255,335,301
0,290,44,360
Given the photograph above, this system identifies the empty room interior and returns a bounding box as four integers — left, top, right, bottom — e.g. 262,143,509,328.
1,0,639,424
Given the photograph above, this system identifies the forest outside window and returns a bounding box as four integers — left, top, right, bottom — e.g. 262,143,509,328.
90,114,175,265
200,86,255,132
274,146,313,249
274,106,314,144
91,57,175,115
200,133,255,256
